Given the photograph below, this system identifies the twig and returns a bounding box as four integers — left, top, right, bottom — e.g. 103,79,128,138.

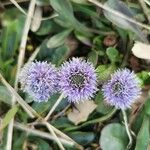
45,93,64,121
10,0,59,21
88,0,150,30
28,121,79,144
6,119,14,150
144,0,150,6
44,122,65,150
122,110,132,150
0,76,83,149
14,0,36,90
0,73,38,118
0,73,81,148
50,124,75,142
2,0,29,5
10,0,26,15
27,46,40,63
53,104,70,120
14,122,75,147
138,0,150,24
6,1,36,149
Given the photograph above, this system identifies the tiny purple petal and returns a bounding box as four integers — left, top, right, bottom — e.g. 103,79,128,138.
59,57,97,103
19,61,58,102
102,68,141,109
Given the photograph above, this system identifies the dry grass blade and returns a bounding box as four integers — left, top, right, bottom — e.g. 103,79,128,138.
0,73,38,118
14,122,75,147
44,122,65,150
88,0,150,30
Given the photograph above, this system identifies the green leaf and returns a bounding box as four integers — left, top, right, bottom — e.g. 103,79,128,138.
87,51,98,67
0,85,11,105
95,91,112,114
68,132,95,146
1,9,25,60
144,99,150,116
47,29,72,49
0,105,18,131
51,117,74,129
71,0,88,4
36,20,59,36
135,115,149,150
50,0,74,21
96,64,116,81
37,41,70,66
32,93,68,115
103,0,147,43
28,137,53,150
13,132,27,150
1,21,19,59
32,94,59,115
100,123,128,150
50,45,70,66
50,0,90,35
36,0,50,6
137,71,150,85
106,47,119,63
74,30,92,46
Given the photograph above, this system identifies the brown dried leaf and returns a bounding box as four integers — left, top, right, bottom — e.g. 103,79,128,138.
67,100,97,125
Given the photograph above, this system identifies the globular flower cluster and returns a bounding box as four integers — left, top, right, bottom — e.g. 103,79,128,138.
102,69,141,109
19,58,97,103
19,58,141,109
19,61,58,102
59,58,97,103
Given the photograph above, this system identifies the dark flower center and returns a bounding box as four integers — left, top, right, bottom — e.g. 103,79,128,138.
70,73,85,89
112,81,124,93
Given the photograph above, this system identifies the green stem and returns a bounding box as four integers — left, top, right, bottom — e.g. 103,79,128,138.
65,108,117,132
122,109,132,150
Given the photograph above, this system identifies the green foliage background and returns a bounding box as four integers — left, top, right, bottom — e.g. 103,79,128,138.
0,0,150,150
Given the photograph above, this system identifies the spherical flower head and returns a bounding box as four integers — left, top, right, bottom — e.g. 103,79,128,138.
19,61,58,102
59,57,97,103
102,68,141,109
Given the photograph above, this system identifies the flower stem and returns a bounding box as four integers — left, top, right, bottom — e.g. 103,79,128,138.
45,93,64,121
122,109,132,149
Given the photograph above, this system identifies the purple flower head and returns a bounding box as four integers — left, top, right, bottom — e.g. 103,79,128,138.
59,57,97,103
19,61,58,102
102,68,141,109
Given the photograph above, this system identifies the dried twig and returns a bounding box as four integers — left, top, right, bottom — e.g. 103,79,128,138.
45,94,64,121
6,1,36,149
44,122,65,150
2,0,29,5
15,0,36,90
144,0,150,6
0,73,82,149
6,119,14,150
0,73,37,118
10,0,26,15
53,104,70,120
14,122,75,147
10,0,59,21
